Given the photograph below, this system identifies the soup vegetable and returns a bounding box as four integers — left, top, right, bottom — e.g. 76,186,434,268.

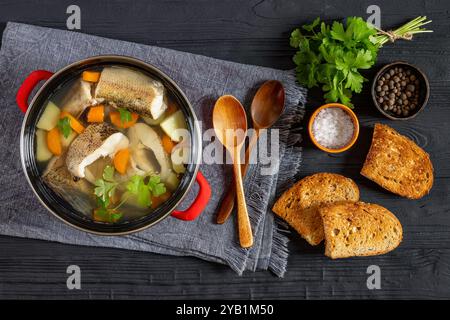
35,66,190,223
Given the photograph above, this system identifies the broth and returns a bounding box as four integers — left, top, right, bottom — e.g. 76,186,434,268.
35,65,190,223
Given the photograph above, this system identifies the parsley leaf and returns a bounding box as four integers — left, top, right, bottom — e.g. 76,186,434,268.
93,166,123,223
126,174,167,208
126,175,142,195
290,29,303,48
94,166,118,204
352,49,373,69
330,21,349,42
126,175,150,207
302,17,320,32
148,175,166,197
57,117,72,138
348,17,377,41
137,186,151,207
118,108,132,123
103,165,116,182
110,212,123,223
94,179,116,204
345,70,365,93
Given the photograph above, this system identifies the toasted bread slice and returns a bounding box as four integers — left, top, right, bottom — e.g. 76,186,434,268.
272,173,360,245
361,123,433,199
320,202,402,259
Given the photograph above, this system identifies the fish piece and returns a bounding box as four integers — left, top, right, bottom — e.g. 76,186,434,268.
42,154,95,213
132,144,159,174
128,123,174,183
95,66,168,119
60,78,93,117
66,123,129,178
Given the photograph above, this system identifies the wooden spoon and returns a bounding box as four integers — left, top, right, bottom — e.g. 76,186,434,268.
213,95,253,248
216,80,285,224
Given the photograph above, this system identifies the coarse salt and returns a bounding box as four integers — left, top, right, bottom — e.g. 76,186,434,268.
312,107,354,149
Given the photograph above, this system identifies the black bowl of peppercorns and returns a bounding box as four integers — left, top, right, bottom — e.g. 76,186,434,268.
371,62,430,120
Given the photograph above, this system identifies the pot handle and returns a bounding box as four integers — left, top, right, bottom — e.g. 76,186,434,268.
171,171,211,221
16,70,54,113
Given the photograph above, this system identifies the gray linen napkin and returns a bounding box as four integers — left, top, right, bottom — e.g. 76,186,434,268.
0,22,305,276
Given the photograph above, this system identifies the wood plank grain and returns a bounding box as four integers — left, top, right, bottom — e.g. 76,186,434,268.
0,235,449,299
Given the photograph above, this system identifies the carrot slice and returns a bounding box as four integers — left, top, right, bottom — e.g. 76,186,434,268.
87,105,105,123
162,134,176,154
151,192,172,210
60,111,85,134
113,148,130,175
110,111,139,129
47,127,62,156
82,71,101,83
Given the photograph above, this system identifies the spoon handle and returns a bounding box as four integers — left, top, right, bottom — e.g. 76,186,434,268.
233,148,253,248
216,129,260,224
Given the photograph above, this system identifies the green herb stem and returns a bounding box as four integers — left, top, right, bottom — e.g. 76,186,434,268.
371,16,433,47
113,195,129,211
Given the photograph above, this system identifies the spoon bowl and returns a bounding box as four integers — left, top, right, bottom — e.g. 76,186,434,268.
251,80,285,129
213,95,248,149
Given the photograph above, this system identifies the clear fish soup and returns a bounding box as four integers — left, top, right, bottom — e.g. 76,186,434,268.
35,65,190,223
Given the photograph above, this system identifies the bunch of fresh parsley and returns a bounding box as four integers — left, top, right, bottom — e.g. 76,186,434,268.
290,17,379,107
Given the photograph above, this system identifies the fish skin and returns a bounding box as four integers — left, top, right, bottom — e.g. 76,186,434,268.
42,154,95,214
95,66,168,119
66,123,128,178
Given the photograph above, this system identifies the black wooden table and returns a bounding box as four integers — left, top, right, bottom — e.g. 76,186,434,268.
0,0,449,299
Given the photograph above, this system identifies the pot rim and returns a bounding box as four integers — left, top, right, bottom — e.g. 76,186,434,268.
20,55,202,236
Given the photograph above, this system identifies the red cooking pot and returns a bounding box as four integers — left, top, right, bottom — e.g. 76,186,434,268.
17,55,210,235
